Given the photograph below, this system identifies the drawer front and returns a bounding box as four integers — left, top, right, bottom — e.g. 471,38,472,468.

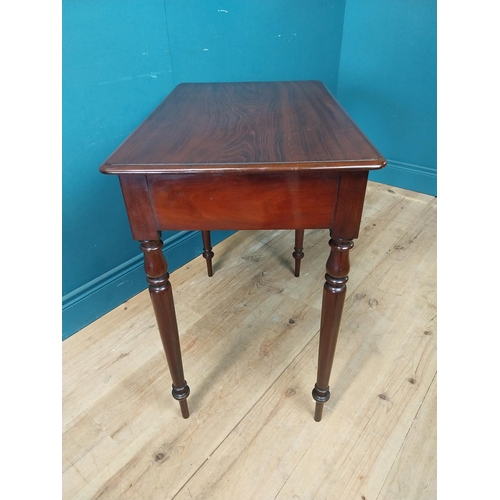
148,172,340,231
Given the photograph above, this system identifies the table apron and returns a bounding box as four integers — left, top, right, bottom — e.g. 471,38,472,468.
147,172,343,231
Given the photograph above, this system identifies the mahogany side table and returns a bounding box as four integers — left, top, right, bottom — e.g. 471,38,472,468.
100,81,386,422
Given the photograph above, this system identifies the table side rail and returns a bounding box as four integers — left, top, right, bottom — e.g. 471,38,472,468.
147,172,341,231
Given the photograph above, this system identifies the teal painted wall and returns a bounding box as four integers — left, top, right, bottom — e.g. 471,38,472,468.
63,0,436,340
337,0,437,195
63,0,175,295
62,0,347,339
165,1,345,89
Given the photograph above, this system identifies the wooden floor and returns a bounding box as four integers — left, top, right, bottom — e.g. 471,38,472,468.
62,182,437,500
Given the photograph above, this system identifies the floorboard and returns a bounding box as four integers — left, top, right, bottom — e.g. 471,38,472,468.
62,182,437,500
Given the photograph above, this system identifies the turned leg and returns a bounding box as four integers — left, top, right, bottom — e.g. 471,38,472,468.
312,237,354,422
201,230,214,277
293,229,305,277
140,238,190,418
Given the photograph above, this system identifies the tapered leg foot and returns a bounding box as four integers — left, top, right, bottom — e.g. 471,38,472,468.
314,403,324,422
202,230,214,277
172,383,190,418
179,400,190,419
312,385,330,421
312,237,353,422
140,238,190,419
293,229,305,277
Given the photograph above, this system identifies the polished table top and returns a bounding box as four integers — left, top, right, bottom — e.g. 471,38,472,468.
100,81,385,175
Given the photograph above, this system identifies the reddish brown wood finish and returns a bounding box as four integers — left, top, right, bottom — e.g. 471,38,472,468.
101,81,384,175
313,238,354,422
140,239,190,418
147,172,340,230
293,229,305,277
201,231,214,277
100,81,386,421
119,176,158,241
331,171,370,240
